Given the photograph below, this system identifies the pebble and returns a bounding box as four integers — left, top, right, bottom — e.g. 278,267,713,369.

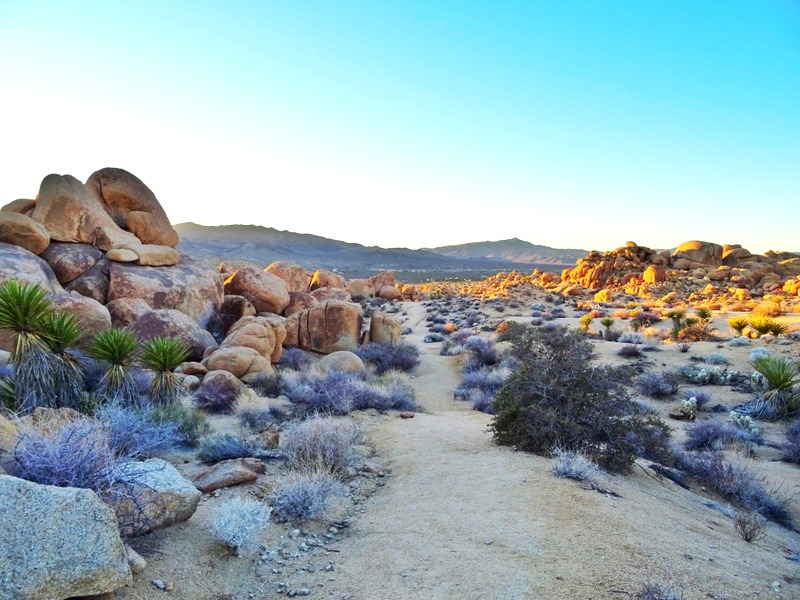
152,579,165,590
288,589,311,597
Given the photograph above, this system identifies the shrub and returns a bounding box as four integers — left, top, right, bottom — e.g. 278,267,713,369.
197,433,254,464
729,337,751,347
462,336,500,371
270,469,346,522
752,300,782,317
280,416,359,476
638,582,683,600
683,420,759,451
617,344,642,358
750,355,800,419
682,389,711,410
278,347,313,371
192,376,241,414
490,325,672,472
211,497,272,555
676,451,791,526
551,448,600,484
96,403,182,459
356,342,420,375
238,405,280,432
618,332,644,345
733,510,766,543
749,347,770,363
781,419,800,464
424,333,444,343
728,316,749,336
87,328,140,407
149,403,210,446
706,353,728,365
13,418,121,494
636,371,679,398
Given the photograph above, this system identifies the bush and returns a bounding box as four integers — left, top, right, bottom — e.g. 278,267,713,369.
782,419,800,464
13,418,122,494
238,404,282,432
424,333,444,343
618,332,644,345
617,344,642,358
490,325,672,472
247,372,283,397
551,448,600,484
638,582,683,600
356,342,420,375
733,510,766,543
752,300,782,317
211,497,272,555
270,470,346,522
682,389,711,410
636,371,679,398
149,404,210,446
462,336,499,370
197,433,254,464
729,337,751,347
278,347,313,371
192,377,241,414
96,403,182,459
706,353,728,365
683,420,759,451
281,416,359,476
749,347,770,363
676,451,791,526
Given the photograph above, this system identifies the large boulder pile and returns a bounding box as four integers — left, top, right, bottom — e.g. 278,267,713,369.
559,240,800,304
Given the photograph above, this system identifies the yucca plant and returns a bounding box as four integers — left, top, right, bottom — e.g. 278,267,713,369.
768,322,788,337
88,328,140,407
728,316,749,336
695,307,712,321
752,355,800,419
41,311,86,410
579,314,593,330
0,280,56,411
749,317,774,336
140,337,189,406
600,316,614,331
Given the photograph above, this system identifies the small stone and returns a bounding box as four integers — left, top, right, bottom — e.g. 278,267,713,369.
288,589,311,597
484,539,493,545
152,579,166,590
398,412,415,419
164,581,174,591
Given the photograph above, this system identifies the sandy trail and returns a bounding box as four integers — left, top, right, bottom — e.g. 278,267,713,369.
321,303,799,600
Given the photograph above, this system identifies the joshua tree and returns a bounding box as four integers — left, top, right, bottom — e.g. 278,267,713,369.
88,328,140,407
41,311,86,410
140,337,189,406
0,281,55,411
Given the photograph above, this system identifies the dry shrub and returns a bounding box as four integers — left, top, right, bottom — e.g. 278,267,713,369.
752,301,782,317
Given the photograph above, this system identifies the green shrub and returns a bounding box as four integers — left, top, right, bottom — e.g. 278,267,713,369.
490,325,671,472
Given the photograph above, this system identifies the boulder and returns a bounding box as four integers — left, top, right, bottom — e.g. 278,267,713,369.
106,248,139,263
49,292,111,343
206,346,272,379
284,291,318,317
368,271,395,291
206,295,257,342
318,350,365,373
400,284,418,300
256,314,287,363
642,265,667,284
0,212,50,254
0,242,63,293
264,261,308,293
106,298,152,327
31,173,140,250
378,285,403,301
110,458,201,537
672,240,723,267
290,300,363,354
310,287,352,303
346,279,375,300
369,312,402,345
309,269,346,291
593,289,613,303
122,243,181,267
107,255,224,326
85,167,179,247
192,457,266,493
65,257,111,303
220,316,277,360
40,242,103,284
1,199,36,214
0,475,131,599
223,266,290,315
130,309,218,362
201,370,254,401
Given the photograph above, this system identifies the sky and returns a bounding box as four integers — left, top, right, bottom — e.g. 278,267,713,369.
0,1,798,253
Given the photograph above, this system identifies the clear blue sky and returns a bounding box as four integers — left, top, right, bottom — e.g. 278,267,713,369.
1,1,798,252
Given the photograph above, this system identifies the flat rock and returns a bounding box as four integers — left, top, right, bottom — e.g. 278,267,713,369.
0,212,50,254
40,242,103,284
192,457,266,493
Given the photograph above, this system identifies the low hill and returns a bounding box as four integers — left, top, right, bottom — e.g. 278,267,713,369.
425,238,587,266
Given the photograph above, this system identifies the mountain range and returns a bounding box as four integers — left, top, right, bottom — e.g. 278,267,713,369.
174,223,586,282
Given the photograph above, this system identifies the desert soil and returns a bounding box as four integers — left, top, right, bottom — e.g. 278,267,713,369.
117,302,800,600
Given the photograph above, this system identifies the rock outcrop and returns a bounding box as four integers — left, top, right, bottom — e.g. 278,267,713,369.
0,212,50,255
129,309,218,362
285,300,362,354
0,475,131,599
223,267,290,315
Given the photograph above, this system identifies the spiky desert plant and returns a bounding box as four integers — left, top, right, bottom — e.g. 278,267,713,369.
728,316,749,336
768,322,788,337
579,314,593,330
41,311,86,410
139,337,189,406
695,307,712,321
88,328,140,407
752,355,800,418
749,317,774,336
0,280,55,411
600,316,614,331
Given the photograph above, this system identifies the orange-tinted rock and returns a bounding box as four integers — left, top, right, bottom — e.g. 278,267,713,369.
346,279,375,300
378,285,403,301
264,261,308,293
310,287,352,303
643,265,667,284
49,292,111,344
593,289,613,303
85,168,179,247
0,212,50,254
224,267,290,315
369,312,401,345
368,271,395,291
284,292,318,317
289,300,362,354
309,269,346,291
672,240,723,266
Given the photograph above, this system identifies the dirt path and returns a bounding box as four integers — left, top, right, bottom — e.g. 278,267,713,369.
320,304,800,600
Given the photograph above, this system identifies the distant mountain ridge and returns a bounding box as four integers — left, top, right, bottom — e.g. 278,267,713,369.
174,223,579,282
425,238,587,266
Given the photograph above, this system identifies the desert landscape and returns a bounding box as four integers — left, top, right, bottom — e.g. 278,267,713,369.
1,168,800,600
